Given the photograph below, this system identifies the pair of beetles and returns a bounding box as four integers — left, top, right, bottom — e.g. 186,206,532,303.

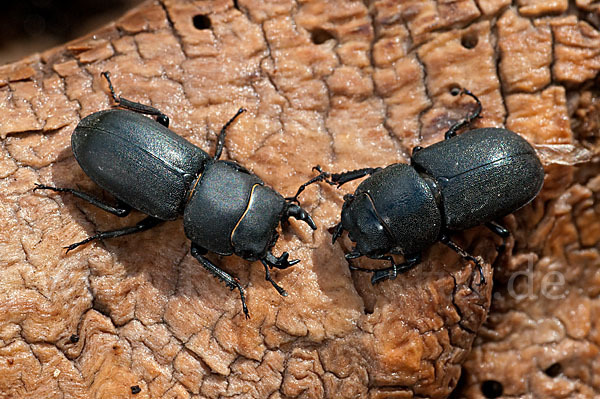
34,72,544,318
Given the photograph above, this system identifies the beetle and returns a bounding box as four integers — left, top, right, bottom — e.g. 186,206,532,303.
292,89,544,284
34,72,316,318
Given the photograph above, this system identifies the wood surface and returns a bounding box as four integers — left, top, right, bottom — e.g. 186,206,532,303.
0,0,599,398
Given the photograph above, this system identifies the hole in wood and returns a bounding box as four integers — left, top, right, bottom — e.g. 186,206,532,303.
193,14,211,30
311,28,334,44
544,362,562,377
481,380,503,398
461,32,478,49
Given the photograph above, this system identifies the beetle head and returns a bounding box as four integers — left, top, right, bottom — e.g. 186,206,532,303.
340,193,394,258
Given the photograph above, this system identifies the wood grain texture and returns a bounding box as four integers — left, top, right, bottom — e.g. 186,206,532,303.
0,0,598,398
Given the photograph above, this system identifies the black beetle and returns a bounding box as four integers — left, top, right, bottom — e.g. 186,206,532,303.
34,72,316,318
292,89,544,284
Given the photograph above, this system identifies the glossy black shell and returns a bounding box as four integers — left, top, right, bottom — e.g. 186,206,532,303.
72,109,211,220
342,164,441,256
411,128,544,230
184,161,286,257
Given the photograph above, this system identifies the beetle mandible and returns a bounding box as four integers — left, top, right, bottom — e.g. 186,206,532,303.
292,89,544,284
34,72,316,318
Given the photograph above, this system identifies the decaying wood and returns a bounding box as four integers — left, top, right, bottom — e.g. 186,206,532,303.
0,0,598,398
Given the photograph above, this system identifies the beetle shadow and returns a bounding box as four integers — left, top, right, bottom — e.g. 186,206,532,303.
38,148,193,297
308,225,497,318
37,148,497,331
39,148,302,324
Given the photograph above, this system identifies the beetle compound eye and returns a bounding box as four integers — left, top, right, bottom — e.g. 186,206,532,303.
193,14,211,30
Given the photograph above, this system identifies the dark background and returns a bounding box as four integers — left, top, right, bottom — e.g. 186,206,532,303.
0,0,142,65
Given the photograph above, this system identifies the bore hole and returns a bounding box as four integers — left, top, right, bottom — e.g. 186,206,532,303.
311,28,334,45
69,334,79,343
233,0,240,11
544,362,562,377
461,32,478,49
193,14,211,30
481,380,503,398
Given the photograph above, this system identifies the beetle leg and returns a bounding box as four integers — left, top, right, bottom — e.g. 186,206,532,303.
485,221,509,238
440,235,485,285
444,89,482,140
190,244,249,319
260,259,288,297
412,146,424,156
213,108,246,160
486,221,509,260
101,71,170,127
349,253,421,285
34,183,132,217
63,216,162,253
330,222,344,243
264,251,300,269
283,203,317,230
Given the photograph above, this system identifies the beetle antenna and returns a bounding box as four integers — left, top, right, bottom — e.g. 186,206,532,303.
461,89,482,121
214,108,246,160
444,88,482,140
286,166,334,204
100,72,171,127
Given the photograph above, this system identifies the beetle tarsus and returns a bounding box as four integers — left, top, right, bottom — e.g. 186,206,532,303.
260,260,288,297
350,254,421,285
64,216,163,254
33,183,132,217
440,235,486,285
191,244,250,319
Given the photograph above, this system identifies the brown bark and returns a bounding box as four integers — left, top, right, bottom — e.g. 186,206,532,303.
0,1,598,398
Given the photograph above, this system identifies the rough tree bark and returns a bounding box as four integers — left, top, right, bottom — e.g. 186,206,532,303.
0,0,598,398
